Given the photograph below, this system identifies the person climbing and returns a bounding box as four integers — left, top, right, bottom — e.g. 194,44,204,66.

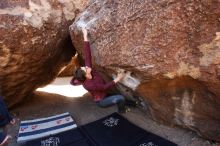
0,96,16,146
70,28,137,113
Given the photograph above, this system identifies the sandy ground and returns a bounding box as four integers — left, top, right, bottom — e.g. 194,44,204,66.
7,77,220,146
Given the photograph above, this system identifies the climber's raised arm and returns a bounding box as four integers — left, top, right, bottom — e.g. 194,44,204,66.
82,28,92,69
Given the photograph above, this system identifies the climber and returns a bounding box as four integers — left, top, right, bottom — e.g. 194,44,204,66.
70,28,137,113
0,96,16,146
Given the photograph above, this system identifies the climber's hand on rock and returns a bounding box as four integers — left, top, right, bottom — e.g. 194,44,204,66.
86,66,92,74
114,72,125,83
82,28,88,41
82,28,87,35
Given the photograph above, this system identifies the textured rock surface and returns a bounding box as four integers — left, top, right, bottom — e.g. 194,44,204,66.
137,76,220,142
58,55,81,77
70,0,220,142
0,0,87,107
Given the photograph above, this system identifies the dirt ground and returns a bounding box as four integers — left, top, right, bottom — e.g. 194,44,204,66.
7,77,220,146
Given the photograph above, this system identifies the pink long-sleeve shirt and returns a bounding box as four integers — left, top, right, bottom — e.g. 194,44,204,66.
71,41,115,101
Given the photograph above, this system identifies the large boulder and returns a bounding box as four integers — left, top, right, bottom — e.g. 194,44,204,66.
70,0,220,142
0,0,87,107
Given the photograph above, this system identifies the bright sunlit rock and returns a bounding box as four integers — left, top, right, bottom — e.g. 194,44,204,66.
36,77,88,98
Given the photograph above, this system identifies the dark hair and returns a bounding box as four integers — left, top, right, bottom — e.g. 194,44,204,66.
74,68,86,82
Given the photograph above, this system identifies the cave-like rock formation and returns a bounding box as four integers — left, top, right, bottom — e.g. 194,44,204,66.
0,0,87,107
70,0,220,142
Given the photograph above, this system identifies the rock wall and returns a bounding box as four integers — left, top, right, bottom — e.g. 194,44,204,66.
0,0,87,107
70,0,220,142
58,54,81,77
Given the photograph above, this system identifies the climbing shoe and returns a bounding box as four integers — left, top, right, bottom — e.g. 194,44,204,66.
125,100,139,107
118,106,130,113
117,101,130,113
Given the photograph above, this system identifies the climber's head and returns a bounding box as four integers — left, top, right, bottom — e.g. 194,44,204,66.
74,67,87,82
